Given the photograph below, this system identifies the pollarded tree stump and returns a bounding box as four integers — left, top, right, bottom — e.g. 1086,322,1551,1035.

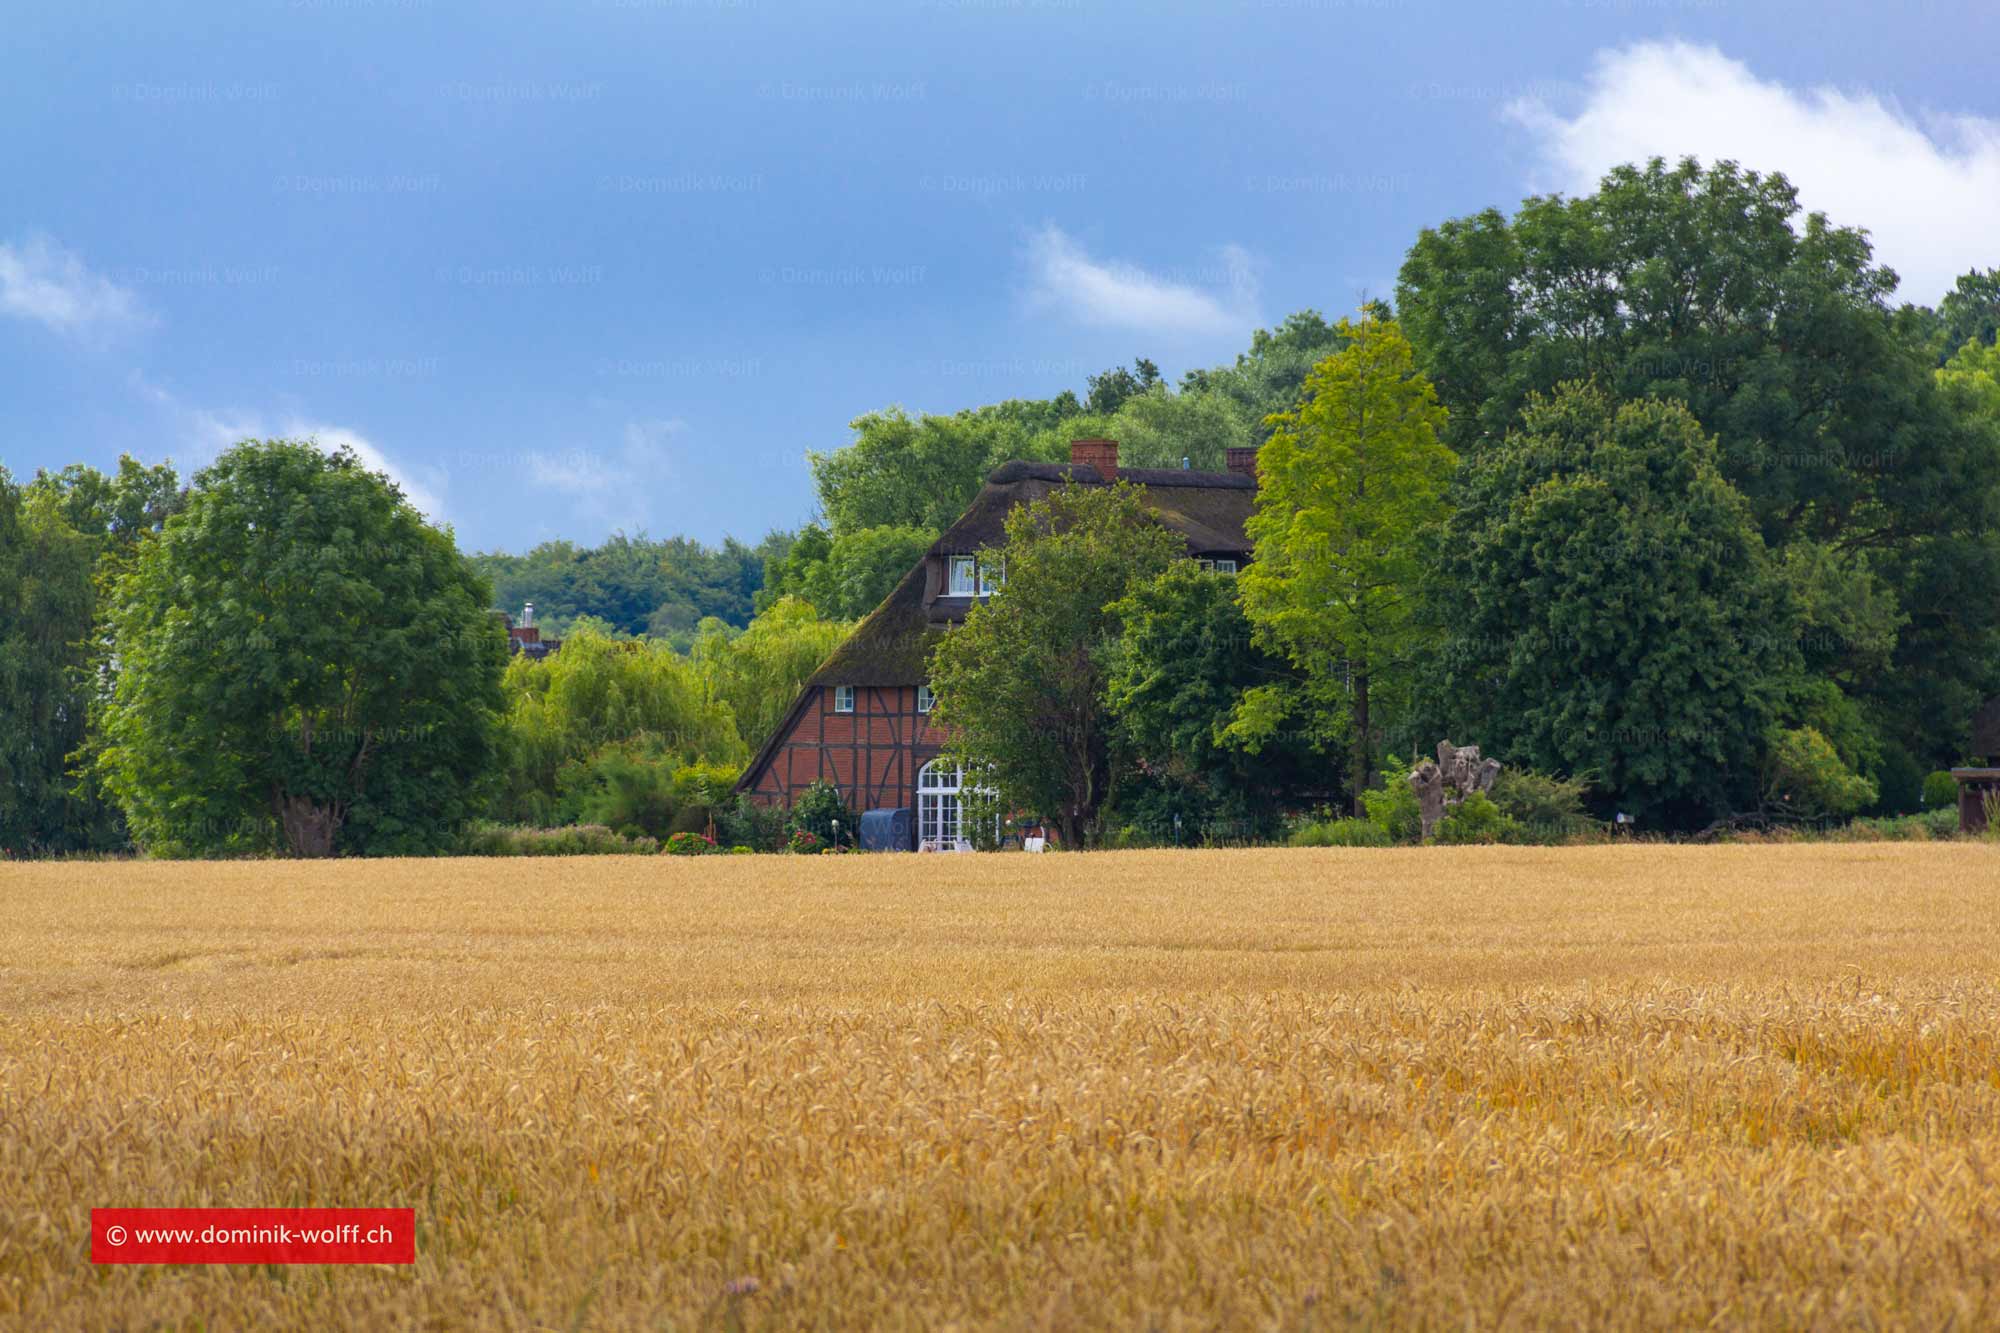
1408,740,1500,840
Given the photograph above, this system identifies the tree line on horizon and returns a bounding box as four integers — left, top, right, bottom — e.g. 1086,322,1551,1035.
5,154,2000,855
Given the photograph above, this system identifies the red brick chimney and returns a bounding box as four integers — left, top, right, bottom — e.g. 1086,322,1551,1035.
1069,437,1118,482
1225,446,1259,483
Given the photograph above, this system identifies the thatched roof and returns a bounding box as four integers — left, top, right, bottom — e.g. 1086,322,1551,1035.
926,461,1254,557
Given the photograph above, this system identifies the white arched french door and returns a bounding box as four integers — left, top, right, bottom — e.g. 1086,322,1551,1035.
917,760,994,851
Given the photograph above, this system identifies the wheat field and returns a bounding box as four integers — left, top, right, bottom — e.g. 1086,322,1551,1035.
3,846,1998,1330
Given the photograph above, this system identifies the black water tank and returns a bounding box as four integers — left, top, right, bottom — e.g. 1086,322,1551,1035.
859,807,914,852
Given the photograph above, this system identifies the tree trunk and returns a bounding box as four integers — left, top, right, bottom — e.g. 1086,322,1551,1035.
1351,668,1372,817
276,794,343,858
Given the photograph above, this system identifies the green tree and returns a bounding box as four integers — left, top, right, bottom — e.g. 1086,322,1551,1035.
493,622,744,825
92,441,505,856
1105,563,1321,839
1180,310,1354,441
1084,359,1162,414
1396,155,2000,780
1429,385,1798,828
760,523,934,619
1937,267,2000,355
1237,315,1457,813
1101,387,1253,472
0,473,110,852
811,406,1039,535
928,482,1181,847
0,457,184,854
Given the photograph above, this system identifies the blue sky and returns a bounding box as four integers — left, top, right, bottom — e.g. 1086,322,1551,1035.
5,0,1995,553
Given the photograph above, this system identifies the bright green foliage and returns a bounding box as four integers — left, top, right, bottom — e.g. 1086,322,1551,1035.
492,624,743,825
92,441,505,856
1430,385,1797,828
662,830,717,855
759,523,934,618
1288,817,1391,848
1489,769,1597,844
1923,770,1960,809
1106,563,1320,840
0,458,183,854
691,596,850,753
1433,792,1521,845
1239,315,1456,812
1359,756,1423,844
1763,726,1878,820
929,483,1182,847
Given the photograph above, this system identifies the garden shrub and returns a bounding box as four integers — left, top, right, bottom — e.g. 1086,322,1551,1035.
662,831,717,856
1289,818,1392,848
461,822,659,856
1433,792,1522,845
1360,756,1423,844
787,780,855,848
788,829,821,854
1490,769,1597,844
1764,726,1877,819
1922,770,1959,810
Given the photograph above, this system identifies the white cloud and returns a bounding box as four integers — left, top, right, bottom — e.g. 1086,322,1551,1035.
0,233,150,335
133,378,447,521
1507,42,2000,303
514,419,685,533
1023,225,1258,335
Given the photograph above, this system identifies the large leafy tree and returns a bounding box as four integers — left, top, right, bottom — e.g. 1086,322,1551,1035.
0,457,183,854
1396,154,2000,777
1429,385,1799,829
1105,563,1321,839
1937,268,2000,357
928,482,1181,847
759,522,934,619
93,441,506,856
1237,316,1456,812
810,406,1046,535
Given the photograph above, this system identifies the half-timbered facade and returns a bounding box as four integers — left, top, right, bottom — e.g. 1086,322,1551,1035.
736,438,1260,845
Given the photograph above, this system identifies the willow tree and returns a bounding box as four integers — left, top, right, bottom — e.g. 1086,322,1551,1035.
1237,315,1456,813
93,440,505,856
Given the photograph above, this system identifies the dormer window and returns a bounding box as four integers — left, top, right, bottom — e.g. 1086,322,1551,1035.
947,555,1004,598
1198,557,1239,575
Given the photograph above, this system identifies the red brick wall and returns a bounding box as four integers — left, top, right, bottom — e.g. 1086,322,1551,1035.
746,685,948,812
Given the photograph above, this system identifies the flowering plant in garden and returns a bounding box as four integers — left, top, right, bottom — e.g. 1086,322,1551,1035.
662,831,717,856
787,829,820,854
